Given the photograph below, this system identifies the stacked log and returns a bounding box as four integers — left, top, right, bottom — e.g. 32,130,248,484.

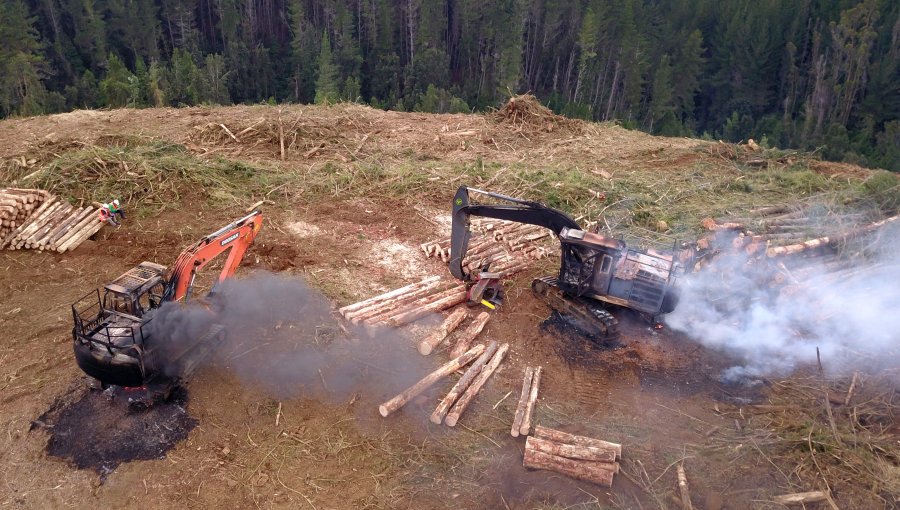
444,342,509,426
431,340,498,424
338,276,467,327
420,219,554,278
418,307,469,355
0,188,50,248
523,426,622,487
1,188,108,253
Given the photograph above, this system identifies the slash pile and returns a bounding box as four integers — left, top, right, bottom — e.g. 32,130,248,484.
0,188,105,252
420,218,553,277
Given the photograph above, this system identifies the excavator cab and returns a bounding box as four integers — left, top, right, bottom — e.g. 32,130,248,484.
71,211,263,392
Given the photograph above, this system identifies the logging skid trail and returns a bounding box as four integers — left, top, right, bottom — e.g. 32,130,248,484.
0,102,897,509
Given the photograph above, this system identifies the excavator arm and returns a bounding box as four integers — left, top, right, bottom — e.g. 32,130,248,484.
164,210,263,302
450,186,581,281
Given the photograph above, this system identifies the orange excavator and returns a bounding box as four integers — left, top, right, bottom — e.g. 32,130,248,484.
71,211,263,392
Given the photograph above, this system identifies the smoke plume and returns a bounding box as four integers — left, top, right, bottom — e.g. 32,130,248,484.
143,272,436,403
664,228,900,381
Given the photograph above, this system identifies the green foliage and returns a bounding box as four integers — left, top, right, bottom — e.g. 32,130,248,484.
413,85,469,114
314,32,339,105
99,53,134,107
861,171,900,210
0,0,896,172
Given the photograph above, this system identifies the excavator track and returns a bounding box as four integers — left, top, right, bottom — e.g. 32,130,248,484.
531,276,620,345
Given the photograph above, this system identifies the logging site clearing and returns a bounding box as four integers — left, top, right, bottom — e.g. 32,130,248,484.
0,97,898,510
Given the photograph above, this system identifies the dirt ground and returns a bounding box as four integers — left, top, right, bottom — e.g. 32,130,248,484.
0,104,893,509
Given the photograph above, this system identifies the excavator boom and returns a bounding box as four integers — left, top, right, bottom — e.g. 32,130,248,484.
166,210,263,302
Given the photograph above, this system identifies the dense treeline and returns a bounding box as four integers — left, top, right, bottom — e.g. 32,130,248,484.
1,0,898,170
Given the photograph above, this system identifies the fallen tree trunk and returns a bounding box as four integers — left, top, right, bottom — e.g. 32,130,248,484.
525,436,616,462
378,343,486,417
450,311,491,358
418,307,469,355
523,449,615,487
444,343,509,426
767,214,899,257
519,365,542,436
511,366,534,437
430,341,498,424
534,426,622,459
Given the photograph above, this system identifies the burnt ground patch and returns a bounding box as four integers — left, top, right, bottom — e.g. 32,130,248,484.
33,386,197,477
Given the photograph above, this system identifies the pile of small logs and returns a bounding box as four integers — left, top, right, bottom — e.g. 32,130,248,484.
379,341,509,427
420,219,553,277
338,276,468,327
523,426,622,488
0,189,105,252
700,205,899,259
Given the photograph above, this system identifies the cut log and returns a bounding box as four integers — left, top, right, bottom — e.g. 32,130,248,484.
0,196,55,248
522,449,615,487
534,426,622,459
378,343,485,417
15,202,64,247
27,203,72,247
60,217,105,252
772,491,829,505
349,278,450,323
450,311,492,358
44,207,92,248
54,208,99,251
511,366,535,437
339,276,441,316
418,307,469,355
444,343,509,427
381,287,468,327
519,365,542,436
677,464,693,510
430,340,499,424
525,436,616,463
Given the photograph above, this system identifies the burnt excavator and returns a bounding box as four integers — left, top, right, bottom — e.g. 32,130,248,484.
450,187,681,343
71,211,263,394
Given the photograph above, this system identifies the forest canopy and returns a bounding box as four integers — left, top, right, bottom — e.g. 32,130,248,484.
1,0,898,171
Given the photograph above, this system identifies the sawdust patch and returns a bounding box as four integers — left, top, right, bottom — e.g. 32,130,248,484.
286,220,322,238
373,239,430,278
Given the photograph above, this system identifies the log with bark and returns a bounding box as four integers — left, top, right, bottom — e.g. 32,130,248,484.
677,464,693,510
54,208,100,251
511,366,534,437
418,307,469,355
522,448,615,487
339,276,441,318
378,343,485,417
430,341,499,424
534,426,622,459
519,365,542,436
350,278,451,323
379,285,468,327
450,311,491,358
444,342,509,426
525,436,616,463
59,216,105,252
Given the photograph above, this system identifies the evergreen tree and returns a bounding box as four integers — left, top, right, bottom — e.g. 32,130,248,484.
99,53,134,107
315,32,340,104
166,48,201,105
0,1,51,117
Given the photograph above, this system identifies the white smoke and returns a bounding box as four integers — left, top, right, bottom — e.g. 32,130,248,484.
665,229,900,381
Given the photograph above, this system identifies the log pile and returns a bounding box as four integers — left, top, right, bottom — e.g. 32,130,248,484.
523,426,622,488
337,276,468,327
420,219,553,278
699,205,899,261
0,188,106,252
